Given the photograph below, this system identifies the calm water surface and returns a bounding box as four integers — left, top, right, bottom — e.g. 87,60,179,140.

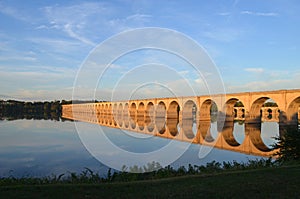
0,119,278,177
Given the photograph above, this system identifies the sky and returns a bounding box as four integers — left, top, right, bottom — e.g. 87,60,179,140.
0,0,300,101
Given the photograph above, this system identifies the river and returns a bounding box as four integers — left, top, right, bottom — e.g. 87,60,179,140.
0,119,279,177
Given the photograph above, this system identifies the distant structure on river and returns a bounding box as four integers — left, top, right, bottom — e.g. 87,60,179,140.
62,89,300,157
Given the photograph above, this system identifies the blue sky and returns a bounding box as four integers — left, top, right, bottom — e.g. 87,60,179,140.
0,0,300,100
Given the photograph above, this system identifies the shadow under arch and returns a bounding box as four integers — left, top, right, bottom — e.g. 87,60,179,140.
155,101,166,134
182,100,197,139
182,100,197,120
146,102,155,133
199,99,218,122
137,102,145,131
286,96,300,127
219,99,246,146
182,119,197,139
117,103,123,127
220,122,240,147
104,104,109,125
245,123,272,152
198,121,215,142
167,101,180,136
129,103,137,129
123,103,129,128
167,101,180,119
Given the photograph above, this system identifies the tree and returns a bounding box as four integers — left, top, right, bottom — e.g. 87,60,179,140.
273,126,300,163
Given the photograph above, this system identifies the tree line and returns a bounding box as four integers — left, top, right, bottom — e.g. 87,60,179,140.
0,99,105,121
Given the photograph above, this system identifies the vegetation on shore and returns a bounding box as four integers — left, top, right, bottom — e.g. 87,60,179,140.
0,158,276,186
0,164,300,199
273,126,300,163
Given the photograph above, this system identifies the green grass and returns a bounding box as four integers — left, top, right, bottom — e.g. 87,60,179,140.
1,165,300,199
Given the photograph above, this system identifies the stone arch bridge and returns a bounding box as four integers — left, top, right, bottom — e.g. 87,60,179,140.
62,89,300,157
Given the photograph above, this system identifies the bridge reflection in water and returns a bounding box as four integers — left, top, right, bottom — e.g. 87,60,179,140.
62,89,300,157
63,107,281,157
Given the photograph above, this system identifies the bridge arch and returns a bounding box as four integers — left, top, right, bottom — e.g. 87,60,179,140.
146,102,155,118
130,103,137,118
156,101,166,118
248,97,279,123
223,98,245,121
138,102,145,118
101,104,104,114
220,99,245,146
146,102,155,133
123,103,129,128
117,103,123,127
166,101,180,137
104,104,109,125
167,101,180,119
129,103,137,129
137,102,145,131
108,104,113,125
286,96,300,124
182,100,197,120
200,99,218,122
112,103,118,126
155,101,166,134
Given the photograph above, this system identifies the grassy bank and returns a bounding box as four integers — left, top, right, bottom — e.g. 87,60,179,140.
1,164,300,199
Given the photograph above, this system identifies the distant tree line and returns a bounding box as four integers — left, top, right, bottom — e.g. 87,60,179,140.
0,100,62,121
0,99,106,121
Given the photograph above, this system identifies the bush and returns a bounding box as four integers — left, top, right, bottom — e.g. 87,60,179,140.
273,127,300,163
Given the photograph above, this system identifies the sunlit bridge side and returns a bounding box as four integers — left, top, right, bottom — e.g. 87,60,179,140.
62,89,300,157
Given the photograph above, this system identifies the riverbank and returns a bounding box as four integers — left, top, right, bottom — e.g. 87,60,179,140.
1,164,299,198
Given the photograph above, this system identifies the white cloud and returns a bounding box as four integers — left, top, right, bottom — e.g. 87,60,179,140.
0,3,33,22
203,28,242,42
0,65,77,101
241,11,279,17
42,2,108,46
227,70,300,93
178,70,189,76
27,37,83,53
126,14,152,21
64,23,96,46
217,12,231,16
244,68,264,73
0,56,36,62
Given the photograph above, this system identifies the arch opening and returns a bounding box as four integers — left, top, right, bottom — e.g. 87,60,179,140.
246,123,272,152
249,98,280,150
167,101,180,137
200,99,218,122
182,100,197,139
199,100,219,142
123,103,129,128
117,103,123,127
287,97,300,126
249,97,279,123
167,101,180,119
146,102,155,132
155,101,166,134
220,99,245,146
137,102,145,131
146,102,155,118
137,102,145,118
156,101,166,118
